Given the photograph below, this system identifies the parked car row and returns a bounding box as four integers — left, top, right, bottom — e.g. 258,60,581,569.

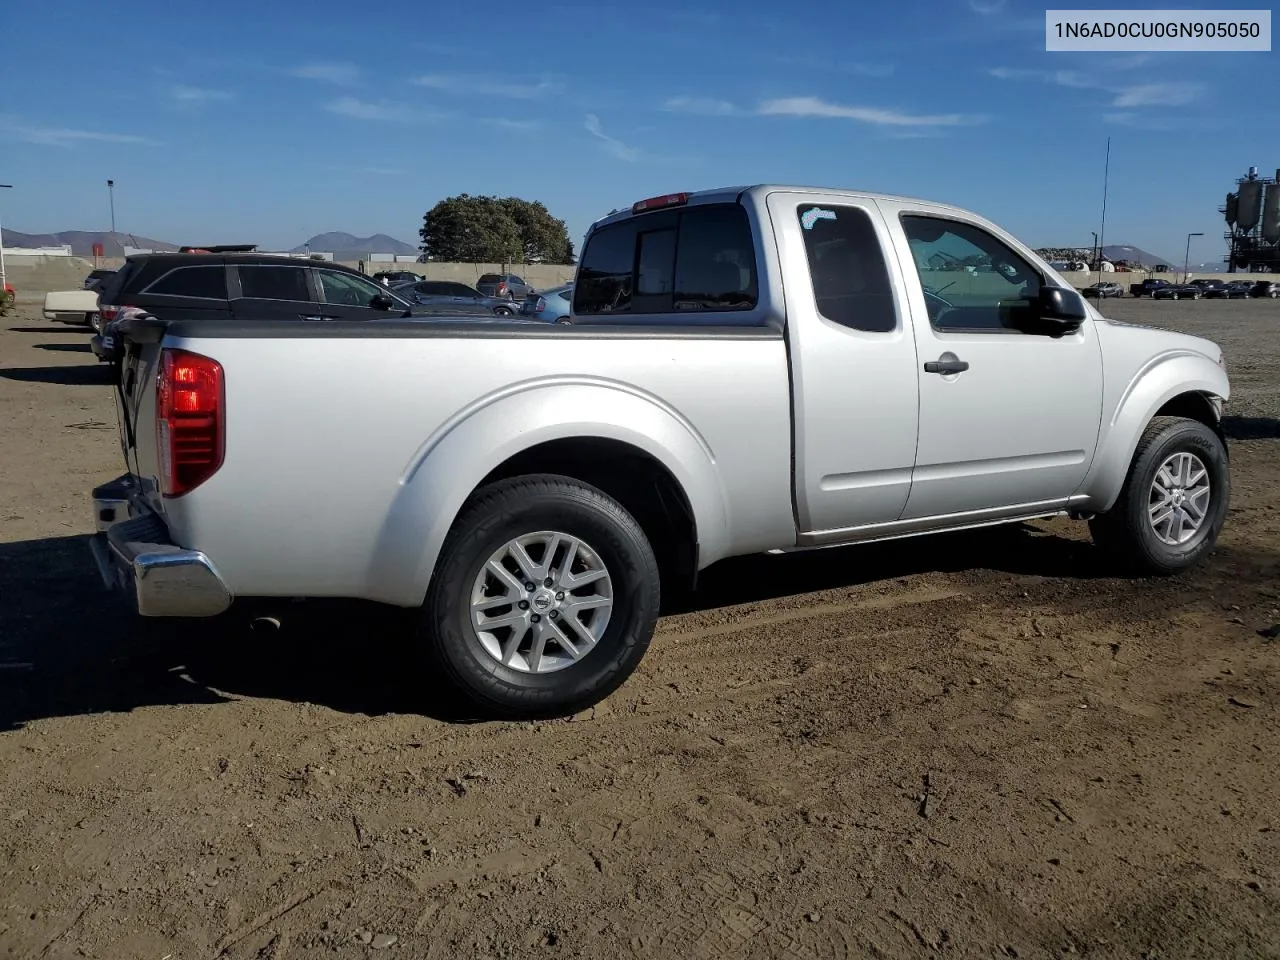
78,255,573,363
1126,277,1277,300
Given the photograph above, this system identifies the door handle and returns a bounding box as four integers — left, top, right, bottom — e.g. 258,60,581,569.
299,314,324,322
924,358,969,374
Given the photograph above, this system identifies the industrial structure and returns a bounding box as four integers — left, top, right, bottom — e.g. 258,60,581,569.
1221,166,1280,272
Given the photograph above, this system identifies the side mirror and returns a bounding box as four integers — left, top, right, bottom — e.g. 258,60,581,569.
1031,284,1087,334
370,293,395,310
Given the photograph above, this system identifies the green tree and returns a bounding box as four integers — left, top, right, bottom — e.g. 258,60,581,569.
498,198,574,264
419,194,521,263
420,194,574,264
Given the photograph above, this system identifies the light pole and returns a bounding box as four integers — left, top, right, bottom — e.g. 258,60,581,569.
1183,232,1203,284
0,184,13,293
106,179,116,236
1090,231,1098,266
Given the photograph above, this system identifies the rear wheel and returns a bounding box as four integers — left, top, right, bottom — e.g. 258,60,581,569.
556,317,571,325
421,474,661,719
1089,416,1229,575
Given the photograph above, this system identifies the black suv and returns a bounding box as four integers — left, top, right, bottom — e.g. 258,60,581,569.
91,253,500,360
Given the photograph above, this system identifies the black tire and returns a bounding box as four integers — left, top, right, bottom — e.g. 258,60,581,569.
556,317,571,325
1088,416,1230,575
421,474,661,719
494,306,513,316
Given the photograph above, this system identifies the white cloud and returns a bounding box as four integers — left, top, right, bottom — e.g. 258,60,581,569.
661,96,741,116
988,66,1098,88
5,123,156,147
325,97,417,122
584,114,639,161
410,74,562,99
989,66,1205,109
170,85,233,102
290,62,360,84
757,96,985,127
1103,112,1178,131
1111,82,1202,107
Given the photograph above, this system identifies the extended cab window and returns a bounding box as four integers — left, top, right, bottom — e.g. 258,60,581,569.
144,265,228,300
899,215,1042,333
797,204,897,333
574,203,758,316
238,265,313,302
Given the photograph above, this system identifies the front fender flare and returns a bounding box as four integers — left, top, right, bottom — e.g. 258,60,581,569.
1078,350,1229,513
363,376,730,607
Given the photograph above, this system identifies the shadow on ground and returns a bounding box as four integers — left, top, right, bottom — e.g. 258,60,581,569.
33,342,93,354
5,326,89,335
1224,415,1280,440
0,524,1123,731
0,365,112,386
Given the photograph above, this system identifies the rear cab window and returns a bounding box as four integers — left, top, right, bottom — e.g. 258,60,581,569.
573,201,759,318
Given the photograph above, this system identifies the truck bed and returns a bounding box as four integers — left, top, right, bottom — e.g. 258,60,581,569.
112,316,798,606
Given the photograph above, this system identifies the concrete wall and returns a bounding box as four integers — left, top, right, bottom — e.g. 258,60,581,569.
4,255,101,303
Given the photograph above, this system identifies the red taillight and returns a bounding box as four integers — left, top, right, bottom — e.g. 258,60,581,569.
498,282,507,293
156,348,224,497
632,192,690,214
535,297,547,312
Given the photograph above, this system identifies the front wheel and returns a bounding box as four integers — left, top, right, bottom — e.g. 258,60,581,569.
1089,416,1230,575
421,474,661,719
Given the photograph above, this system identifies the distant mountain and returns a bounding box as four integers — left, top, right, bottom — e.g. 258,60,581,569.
290,232,417,258
1,228,177,257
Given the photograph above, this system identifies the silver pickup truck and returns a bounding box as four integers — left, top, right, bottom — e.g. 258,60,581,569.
89,184,1231,718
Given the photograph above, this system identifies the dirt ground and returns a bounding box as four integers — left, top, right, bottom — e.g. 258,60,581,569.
1,299,1278,960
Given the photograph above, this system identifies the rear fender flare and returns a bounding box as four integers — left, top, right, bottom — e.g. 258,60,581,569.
364,377,729,606
1078,351,1229,513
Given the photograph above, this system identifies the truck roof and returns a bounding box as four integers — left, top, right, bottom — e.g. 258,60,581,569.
587,183,963,233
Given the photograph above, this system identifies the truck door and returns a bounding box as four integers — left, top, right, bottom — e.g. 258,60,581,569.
765,190,921,536
874,200,1104,521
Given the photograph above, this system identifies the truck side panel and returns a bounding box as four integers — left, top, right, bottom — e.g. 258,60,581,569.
156,330,797,606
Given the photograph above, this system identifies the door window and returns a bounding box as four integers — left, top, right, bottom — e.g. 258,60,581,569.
899,215,1042,333
319,269,386,306
238,265,313,302
796,204,897,333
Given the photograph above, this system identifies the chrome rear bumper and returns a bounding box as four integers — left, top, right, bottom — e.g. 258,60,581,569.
90,474,233,618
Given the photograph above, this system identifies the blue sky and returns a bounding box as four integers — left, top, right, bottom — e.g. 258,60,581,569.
1,0,1275,264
